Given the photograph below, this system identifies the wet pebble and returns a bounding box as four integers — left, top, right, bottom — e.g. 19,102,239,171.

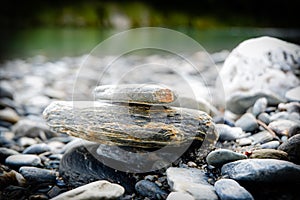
235,113,258,132
278,134,300,164
214,179,254,200
51,180,125,200
222,159,300,182
5,154,42,168
249,149,288,160
252,97,267,116
135,180,168,199
206,149,247,167
22,143,51,154
19,166,57,184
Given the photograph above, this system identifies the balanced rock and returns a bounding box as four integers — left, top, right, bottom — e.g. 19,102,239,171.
219,36,300,114
94,84,177,104
43,101,214,149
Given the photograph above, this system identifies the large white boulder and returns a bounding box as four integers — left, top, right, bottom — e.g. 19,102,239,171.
219,36,300,114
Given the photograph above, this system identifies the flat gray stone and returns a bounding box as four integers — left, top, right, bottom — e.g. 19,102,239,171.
135,180,168,199
260,141,280,149
221,159,300,182
51,180,124,200
249,149,288,160
94,84,177,104
252,97,267,116
5,154,42,168
206,149,247,167
0,147,20,163
167,192,195,200
216,124,243,141
19,166,57,184
268,119,298,136
214,179,254,200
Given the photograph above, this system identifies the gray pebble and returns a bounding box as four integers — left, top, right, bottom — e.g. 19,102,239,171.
22,143,51,154
252,97,267,116
268,120,298,136
278,134,300,164
260,141,280,149
0,85,14,99
288,125,300,137
257,112,271,125
0,147,20,163
214,179,254,200
18,137,38,147
235,113,258,132
270,111,289,121
166,192,194,200
5,154,42,168
135,180,168,199
221,159,300,182
216,124,243,141
249,131,274,145
206,149,247,167
19,166,57,184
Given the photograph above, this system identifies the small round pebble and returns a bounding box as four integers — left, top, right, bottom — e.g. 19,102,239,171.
22,143,51,154
206,149,247,167
214,179,254,200
260,141,280,149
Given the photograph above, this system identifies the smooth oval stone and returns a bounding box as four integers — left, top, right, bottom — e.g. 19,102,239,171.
0,107,20,123
221,159,300,182
51,180,124,200
94,84,177,104
43,101,214,149
214,179,254,200
285,86,300,102
249,131,274,145
257,112,271,125
5,154,42,168
22,143,51,154
235,113,258,132
252,97,267,117
216,124,243,141
260,141,280,149
278,134,300,164
206,149,247,167
249,149,288,160
19,166,57,184
135,180,168,199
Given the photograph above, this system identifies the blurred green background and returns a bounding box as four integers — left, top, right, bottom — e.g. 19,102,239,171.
0,0,299,60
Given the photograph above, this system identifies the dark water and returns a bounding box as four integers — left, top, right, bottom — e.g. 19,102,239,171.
1,27,300,61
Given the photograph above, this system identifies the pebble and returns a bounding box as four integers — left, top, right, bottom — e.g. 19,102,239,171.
260,141,280,149
0,85,14,99
135,180,168,199
285,86,300,101
268,119,298,135
214,179,254,200
216,124,243,141
221,159,300,182
252,97,267,116
288,124,300,137
0,147,20,163
206,149,247,167
279,102,300,113
166,167,218,200
22,143,51,154
5,154,42,168
18,137,38,147
269,111,290,121
248,131,274,144
278,134,300,164
257,112,271,124
0,107,20,123
235,113,258,132
51,180,125,200
166,192,195,200
249,149,288,160
237,138,252,146
19,166,57,183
